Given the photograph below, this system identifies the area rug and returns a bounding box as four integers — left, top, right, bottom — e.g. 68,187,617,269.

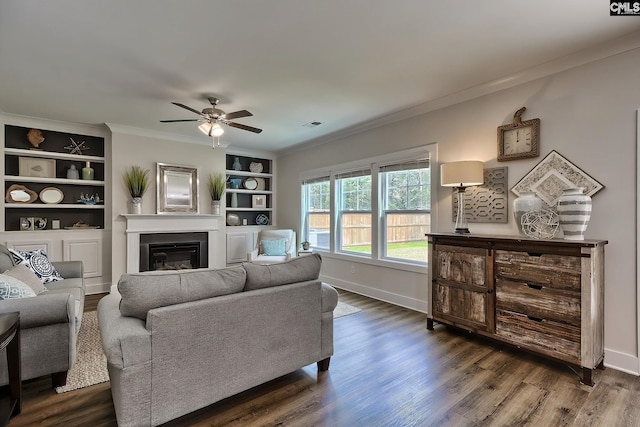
334,301,361,318
55,311,109,393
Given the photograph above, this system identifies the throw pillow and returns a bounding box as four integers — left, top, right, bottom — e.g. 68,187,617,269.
0,274,37,299
260,238,287,256
3,264,48,294
9,248,62,284
244,253,322,291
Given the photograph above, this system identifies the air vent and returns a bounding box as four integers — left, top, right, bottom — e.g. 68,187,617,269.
302,121,323,128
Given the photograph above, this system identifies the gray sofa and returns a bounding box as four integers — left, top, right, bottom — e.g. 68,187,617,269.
0,244,85,387
98,253,337,427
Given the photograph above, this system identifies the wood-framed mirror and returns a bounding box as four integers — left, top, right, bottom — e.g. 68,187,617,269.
157,163,199,214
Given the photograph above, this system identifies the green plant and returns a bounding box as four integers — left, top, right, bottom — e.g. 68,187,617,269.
123,165,150,198
207,173,227,201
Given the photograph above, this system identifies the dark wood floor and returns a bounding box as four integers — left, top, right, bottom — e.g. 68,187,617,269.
9,291,640,426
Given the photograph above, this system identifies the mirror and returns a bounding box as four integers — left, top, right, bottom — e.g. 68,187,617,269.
157,163,199,214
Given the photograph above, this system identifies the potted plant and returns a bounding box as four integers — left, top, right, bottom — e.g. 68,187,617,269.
207,173,226,215
123,165,150,214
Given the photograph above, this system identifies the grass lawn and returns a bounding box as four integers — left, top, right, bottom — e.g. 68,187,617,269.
343,241,427,263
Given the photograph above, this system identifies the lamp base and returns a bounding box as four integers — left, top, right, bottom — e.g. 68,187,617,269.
454,227,471,234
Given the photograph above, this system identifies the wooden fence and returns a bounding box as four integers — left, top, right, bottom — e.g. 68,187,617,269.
309,213,431,246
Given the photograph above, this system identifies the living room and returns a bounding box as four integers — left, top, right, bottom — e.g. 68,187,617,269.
2,2,640,426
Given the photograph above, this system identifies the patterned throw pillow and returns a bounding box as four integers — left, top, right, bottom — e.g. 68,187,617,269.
4,264,48,294
0,274,37,299
260,238,287,256
9,248,62,284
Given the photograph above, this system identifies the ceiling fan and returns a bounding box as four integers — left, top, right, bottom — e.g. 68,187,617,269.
160,97,263,137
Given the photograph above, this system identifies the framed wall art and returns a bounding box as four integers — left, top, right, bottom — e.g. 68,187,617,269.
511,150,604,207
19,157,56,178
157,163,199,214
252,194,266,209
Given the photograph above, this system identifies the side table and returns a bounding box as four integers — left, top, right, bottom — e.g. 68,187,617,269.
0,312,20,425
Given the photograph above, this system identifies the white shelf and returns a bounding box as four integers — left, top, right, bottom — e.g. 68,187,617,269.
226,208,273,212
225,170,272,178
6,203,105,209
227,189,272,194
4,175,105,186
4,148,105,163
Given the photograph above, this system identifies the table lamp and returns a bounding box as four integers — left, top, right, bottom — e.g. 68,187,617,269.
440,160,484,234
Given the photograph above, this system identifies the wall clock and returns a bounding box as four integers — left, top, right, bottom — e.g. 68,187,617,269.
497,107,540,162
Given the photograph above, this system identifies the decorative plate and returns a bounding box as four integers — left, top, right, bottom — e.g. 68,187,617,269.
243,177,258,190
255,177,266,191
255,213,269,225
5,184,37,203
39,187,64,204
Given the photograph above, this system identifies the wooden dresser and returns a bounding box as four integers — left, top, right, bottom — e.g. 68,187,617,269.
426,233,607,385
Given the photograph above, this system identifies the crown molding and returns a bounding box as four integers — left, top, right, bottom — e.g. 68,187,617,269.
0,111,109,138
105,123,229,148
279,30,640,157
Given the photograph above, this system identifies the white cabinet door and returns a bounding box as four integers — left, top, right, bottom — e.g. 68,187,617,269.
227,233,250,264
63,238,102,278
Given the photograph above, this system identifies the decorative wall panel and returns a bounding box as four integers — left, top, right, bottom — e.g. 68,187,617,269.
452,167,508,223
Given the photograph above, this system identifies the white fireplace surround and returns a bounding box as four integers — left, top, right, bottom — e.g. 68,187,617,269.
123,214,220,274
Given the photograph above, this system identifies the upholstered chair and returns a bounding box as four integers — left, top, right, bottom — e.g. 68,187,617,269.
247,229,296,265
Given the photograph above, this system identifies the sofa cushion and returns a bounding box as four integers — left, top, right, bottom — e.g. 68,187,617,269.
0,274,37,299
118,266,247,320
243,253,322,291
260,238,287,256
4,264,48,295
9,248,62,284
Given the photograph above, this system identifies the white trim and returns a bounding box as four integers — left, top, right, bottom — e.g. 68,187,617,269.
106,123,229,148
605,348,640,376
1,112,109,138
321,274,428,313
637,109,640,375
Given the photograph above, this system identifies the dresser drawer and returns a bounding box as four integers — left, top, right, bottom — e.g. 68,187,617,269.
496,309,580,361
494,250,581,291
496,279,580,327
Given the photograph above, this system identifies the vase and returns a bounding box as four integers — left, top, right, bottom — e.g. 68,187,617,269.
130,197,142,215
66,164,79,179
249,161,263,173
232,157,242,171
82,161,94,180
513,192,543,236
231,192,238,208
557,187,592,240
211,200,220,215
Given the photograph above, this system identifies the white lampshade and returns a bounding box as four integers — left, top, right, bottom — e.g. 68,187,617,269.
210,122,224,137
441,161,484,187
198,122,212,135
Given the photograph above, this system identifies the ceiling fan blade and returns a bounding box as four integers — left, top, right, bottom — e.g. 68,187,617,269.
227,122,263,134
160,119,201,123
171,102,205,116
224,110,253,120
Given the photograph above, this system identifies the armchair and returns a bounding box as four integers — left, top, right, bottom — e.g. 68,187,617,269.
248,229,297,265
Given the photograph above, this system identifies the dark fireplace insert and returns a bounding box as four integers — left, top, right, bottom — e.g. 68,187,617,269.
139,232,208,272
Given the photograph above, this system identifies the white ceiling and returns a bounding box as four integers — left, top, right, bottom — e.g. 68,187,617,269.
1,1,638,152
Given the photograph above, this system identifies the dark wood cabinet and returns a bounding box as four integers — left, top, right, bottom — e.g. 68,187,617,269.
427,233,607,385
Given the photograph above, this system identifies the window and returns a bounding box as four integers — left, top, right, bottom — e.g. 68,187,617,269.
302,176,330,250
380,159,430,263
336,169,371,255
300,146,432,267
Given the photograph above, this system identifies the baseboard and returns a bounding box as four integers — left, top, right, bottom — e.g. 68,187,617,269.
85,282,111,295
320,274,428,313
604,349,639,375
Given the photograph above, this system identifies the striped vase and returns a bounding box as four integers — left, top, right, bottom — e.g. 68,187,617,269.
557,188,592,240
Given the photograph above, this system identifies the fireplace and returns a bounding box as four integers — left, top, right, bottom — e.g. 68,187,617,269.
139,232,208,272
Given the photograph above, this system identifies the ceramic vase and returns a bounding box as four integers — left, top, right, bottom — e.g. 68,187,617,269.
211,200,220,215
249,161,263,173
130,197,142,215
557,187,592,240
231,192,238,208
232,157,242,171
513,192,543,236
82,161,94,180
67,164,79,179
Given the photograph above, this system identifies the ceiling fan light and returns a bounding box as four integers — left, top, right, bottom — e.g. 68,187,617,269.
198,122,213,135
210,122,224,137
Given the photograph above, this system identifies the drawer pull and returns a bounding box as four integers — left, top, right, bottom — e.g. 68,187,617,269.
526,283,544,290
527,252,543,257
527,315,544,323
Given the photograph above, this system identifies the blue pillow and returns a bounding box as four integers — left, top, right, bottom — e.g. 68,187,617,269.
0,274,37,299
9,248,63,284
260,238,287,256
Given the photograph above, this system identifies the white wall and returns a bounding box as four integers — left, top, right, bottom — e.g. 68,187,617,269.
276,48,640,374
109,128,226,281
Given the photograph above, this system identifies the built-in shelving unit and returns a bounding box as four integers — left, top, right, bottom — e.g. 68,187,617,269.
225,154,273,227
4,124,106,231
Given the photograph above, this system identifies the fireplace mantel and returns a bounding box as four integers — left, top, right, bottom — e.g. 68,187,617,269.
122,214,220,273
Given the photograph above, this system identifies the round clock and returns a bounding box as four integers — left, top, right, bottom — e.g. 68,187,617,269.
497,107,540,162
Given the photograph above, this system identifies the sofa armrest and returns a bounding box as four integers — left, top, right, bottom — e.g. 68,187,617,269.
321,282,338,313
97,294,151,369
53,261,84,280
0,293,74,329
247,249,259,262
